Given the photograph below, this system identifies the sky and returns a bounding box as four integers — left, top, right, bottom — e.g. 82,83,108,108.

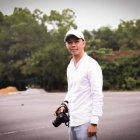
0,0,140,31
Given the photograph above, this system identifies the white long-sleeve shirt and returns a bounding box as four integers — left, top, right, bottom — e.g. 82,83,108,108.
64,53,103,127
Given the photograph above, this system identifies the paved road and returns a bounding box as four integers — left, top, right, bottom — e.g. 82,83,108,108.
0,90,140,140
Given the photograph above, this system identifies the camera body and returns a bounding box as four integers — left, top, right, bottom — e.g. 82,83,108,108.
52,105,69,127
52,112,69,127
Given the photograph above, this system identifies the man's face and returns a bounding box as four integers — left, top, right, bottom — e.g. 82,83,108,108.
66,35,85,56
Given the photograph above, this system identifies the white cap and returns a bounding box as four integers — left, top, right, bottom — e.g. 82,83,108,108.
64,29,85,42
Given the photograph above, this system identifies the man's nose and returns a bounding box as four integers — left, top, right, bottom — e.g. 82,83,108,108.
71,42,76,47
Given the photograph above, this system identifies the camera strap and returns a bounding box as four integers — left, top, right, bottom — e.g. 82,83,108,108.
65,111,70,127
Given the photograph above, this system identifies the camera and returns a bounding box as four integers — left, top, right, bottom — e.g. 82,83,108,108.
52,106,69,127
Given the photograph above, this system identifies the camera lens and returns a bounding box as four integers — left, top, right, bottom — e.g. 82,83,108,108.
52,113,64,127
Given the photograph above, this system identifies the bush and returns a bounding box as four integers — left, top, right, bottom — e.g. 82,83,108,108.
100,54,140,90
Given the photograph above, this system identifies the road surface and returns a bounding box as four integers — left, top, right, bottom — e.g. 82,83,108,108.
0,90,140,140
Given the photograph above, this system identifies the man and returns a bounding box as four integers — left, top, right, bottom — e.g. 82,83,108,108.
55,29,103,140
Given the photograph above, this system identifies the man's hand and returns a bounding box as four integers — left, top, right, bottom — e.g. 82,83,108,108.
54,106,65,116
87,124,97,137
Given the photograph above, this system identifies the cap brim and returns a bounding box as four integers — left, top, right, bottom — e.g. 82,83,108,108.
64,34,82,42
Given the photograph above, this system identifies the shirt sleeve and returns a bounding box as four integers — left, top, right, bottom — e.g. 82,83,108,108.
63,69,70,103
88,61,104,124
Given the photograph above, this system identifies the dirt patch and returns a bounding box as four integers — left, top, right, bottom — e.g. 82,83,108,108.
0,86,18,94
102,50,140,61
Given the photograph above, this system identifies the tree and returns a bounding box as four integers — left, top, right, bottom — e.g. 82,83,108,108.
117,20,140,50
20,8,77,90
0,8,139,91
93,26,119,51
0,8,48,89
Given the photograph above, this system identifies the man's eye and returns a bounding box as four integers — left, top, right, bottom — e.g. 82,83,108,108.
75,40,80,43
67,41,72,44
67,39,80,44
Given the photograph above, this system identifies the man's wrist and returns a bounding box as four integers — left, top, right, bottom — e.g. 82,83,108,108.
61,101,68,112
91,123,97,126
90,116,99,124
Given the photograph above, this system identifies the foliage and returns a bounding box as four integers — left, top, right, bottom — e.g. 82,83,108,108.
0,8,76,90
100,54,140,90
117,20,140,50
0,8,140,91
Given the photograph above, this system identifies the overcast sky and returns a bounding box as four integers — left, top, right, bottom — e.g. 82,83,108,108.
0,0,140,31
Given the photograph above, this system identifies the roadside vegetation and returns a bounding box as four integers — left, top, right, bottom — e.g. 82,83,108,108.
0,8,139,91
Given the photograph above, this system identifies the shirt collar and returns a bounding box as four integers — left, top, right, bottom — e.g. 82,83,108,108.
71,52,87,69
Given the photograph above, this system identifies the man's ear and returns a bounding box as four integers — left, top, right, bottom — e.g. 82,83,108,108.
83,40,86,48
